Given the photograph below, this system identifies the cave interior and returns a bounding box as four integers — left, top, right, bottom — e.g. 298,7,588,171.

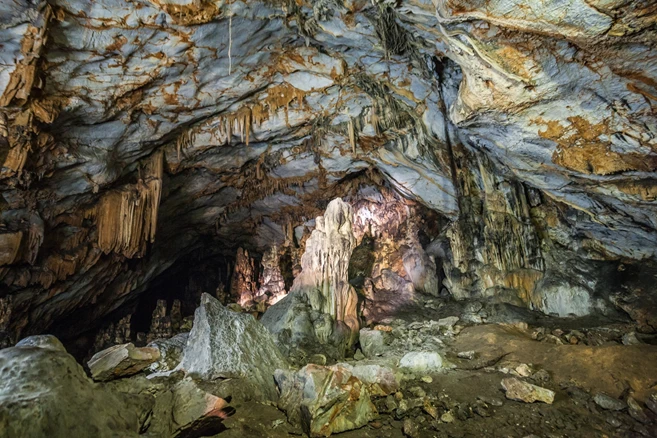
1,0,657,437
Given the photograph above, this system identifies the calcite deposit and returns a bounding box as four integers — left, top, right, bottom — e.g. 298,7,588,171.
1,0,657,436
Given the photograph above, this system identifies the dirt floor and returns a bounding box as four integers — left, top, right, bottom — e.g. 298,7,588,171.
218,315,657,438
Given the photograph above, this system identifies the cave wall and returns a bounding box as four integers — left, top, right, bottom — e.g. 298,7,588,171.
1,0,656,344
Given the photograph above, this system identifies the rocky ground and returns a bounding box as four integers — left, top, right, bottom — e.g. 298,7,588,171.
216,297,657,438
4,291,656,438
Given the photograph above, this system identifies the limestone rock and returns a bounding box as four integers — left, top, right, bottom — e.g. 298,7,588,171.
177,293,288,401
359,328,387,358
399,352,443,373
15,334,65,351
275,364,378,437
501,378,555,404
343,363,400,396
0,338,144,437
402,243,440,296
230,248,257,306
88,343,160,382
148,333,189,372
593,393,627,411
171,378,230,438
262,198,359,358
1,0,657,355
255,245,287,305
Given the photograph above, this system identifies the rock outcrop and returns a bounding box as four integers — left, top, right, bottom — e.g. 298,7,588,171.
177,293,288,401
0,336,146,437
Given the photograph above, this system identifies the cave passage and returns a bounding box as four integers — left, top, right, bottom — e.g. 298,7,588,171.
1,0,657,437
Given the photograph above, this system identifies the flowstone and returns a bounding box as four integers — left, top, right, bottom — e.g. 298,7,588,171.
262,198,359,359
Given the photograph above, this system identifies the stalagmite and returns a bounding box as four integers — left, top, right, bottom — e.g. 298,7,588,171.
262,198,360,358
229,247,257,306
255,245,287,305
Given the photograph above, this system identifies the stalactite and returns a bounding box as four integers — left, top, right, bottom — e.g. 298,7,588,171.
348,117,356,153
96,151,163,258
0,232,23,266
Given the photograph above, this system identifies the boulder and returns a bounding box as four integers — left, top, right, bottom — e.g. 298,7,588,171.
171,378,231,438
15,334,66,351
148,333,189,372
276,364,378,437
0,337,144,437
501,378,555,404
88,343,160,381
341,363,399,396
399,352,443,373
177,293,288,401
359,328,386,358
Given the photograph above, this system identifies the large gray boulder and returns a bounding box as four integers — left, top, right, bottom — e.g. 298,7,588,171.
0,336,145,438
177,293,289,401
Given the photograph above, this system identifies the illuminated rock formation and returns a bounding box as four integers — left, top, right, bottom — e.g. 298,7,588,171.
255,245,287,306
229,248,257,307
262,198,359,358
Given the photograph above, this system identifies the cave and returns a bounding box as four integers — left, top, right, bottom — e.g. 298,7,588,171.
1,0,657,437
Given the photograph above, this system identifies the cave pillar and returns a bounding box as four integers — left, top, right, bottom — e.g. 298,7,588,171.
292,198,359,338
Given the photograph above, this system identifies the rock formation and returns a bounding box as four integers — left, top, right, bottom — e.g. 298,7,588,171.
276,364,379,437
255,245,287,306
262,198,359,359
229,248,257,306
0,336,146,437
1,0,657,435
177,293,288,401
0,0,655,346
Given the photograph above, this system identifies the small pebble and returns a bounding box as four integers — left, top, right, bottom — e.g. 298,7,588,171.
421,376,433,383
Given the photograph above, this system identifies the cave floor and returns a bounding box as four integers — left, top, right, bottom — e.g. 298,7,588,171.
218,302,657,438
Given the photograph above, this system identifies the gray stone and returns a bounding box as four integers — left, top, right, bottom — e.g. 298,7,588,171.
177,293,288,401
0,340,145,437
88,343,160,382
359,328,386,358
457,350,476,360
622,332,643,346
148,333,189,372
354,349,365,361
15,335,66,352
437,316,460,328
593,393,626,411
399,352,443,373
171,378,230,438
627,396,650,424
